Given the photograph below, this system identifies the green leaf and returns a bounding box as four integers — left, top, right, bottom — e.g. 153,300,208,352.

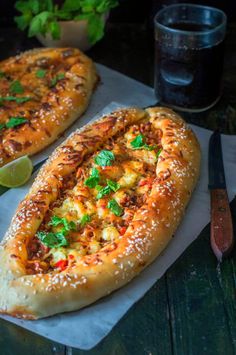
95,179,120,199
45,0,53,12
10,80,24,94
62,0,82,12
87,13,104,45
0,96,32,104
80,0,97,13
55,11,72,21
96,0,118,13
96,185,112,199
5,117,28,128
130,134,156,151
28,11,52,37
157,148,162,158
49,21,61,40
36,69,46,78
84,167,100,188
14,12,33,31
107,199,123,216
80,214,91,227
0,71,5,78
37,231,68,248
130,134,145,149
15,0,31,12
49,215,76,232
0,123,5,131
94,150,115,167
107,179,120,192
50,73,65,87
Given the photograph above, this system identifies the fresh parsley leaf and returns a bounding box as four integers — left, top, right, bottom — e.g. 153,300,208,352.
28,11,52,37
0,96,32,104
50,73,65,87
84,168,100,188
107,179,120,192
6,117,28,128
80,214,91,227
96,179,120,199
37,231,68,248
84,13,104,45
157,148,162,158
107,199,123,217
62,0,82,12
130,134,145,149
0,71,5,78
0,123,5,130
36,69,46,78
49,215,76,232
10,80,24,94
49,20,61,40
130,134,156,151
96,185,112,199
94,150,115,167
96,0,118,13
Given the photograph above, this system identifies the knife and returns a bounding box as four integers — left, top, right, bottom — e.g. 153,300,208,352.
208,131,234,262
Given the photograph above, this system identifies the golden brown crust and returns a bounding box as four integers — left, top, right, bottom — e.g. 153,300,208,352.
0,47,98,167
0,107,200,319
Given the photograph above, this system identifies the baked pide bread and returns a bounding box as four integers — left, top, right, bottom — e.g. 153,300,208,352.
0,47,98,167
0,107,200,319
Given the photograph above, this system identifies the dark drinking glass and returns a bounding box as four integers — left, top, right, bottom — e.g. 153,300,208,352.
154,4,227,112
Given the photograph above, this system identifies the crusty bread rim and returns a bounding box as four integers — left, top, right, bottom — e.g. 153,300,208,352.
0,106,201,319
0,47,98,167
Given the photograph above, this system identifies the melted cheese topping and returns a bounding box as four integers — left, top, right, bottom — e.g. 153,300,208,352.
27,121,162,274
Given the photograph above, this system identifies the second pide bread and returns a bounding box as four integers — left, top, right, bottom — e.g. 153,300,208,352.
0,47,98,166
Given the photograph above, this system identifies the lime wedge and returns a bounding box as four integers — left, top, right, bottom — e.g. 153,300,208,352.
0,156,33,188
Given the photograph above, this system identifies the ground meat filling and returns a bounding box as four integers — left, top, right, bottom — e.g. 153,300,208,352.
26,120,163,274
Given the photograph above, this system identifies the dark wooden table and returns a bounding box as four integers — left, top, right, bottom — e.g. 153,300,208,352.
0,23,235,355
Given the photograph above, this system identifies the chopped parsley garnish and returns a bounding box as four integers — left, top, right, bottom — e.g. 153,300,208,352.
157,148,162,158
50,73,65,87
36,69,47,78
0,116,28,131
37,231,68,248
5,117,28,128
107,179,120,192
96,179,120,199
107,199,123,216
130,134,156,151
37,216,76,248
10,80,24,94
84,168,100,188
0,96,32,105
49,215,76,232
94,150,115,167
80,214,91,227
96,185,112,199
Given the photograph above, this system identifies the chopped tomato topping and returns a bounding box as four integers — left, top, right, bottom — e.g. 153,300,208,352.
138,177,154,187
55,259,68,271
68,254,74,259
119,226,127,235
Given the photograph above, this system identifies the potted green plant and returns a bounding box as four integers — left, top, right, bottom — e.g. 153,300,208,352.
14,0,118,51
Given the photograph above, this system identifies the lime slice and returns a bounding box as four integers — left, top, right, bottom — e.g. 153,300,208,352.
0,156,33,188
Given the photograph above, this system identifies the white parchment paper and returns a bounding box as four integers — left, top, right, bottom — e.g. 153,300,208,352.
0,65,236,350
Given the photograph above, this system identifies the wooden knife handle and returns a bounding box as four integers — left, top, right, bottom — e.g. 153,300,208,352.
210,189,234,261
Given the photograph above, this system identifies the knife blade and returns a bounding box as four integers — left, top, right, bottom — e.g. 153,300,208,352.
208,131,234,261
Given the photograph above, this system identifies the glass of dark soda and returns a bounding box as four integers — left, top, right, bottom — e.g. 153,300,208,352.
154,4,227,112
